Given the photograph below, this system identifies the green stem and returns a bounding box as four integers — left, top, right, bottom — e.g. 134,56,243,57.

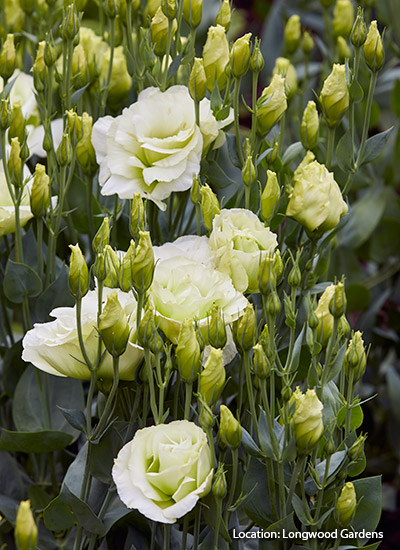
278,461,286,517
181,516,189,550
100,18,116,116
92,356,120,440
244,184,251,210
163,524,170,550
76,297,94,371
319,317,339,390
250,70,259,151
277,112,286,157
36,218,44,279
326,126,336,170
196,202,201,235
144,348,159,423
193,505,201,550
111,194,119,246
286,456,305,514
345,369,355,438
224,448,238,526
233,78,244,166
213,498,222,550
162,19,173,90
136,291,144,342
243,350,258,436
184,382,192,420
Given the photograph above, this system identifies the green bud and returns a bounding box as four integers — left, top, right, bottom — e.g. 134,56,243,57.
259,324,274,359
337,36,352,62
219,405,241,449
334,482,356,527
328,281,346,318
99,291,130,356
333,0,354,39
138,306,164,353
261,170,280,221
62,3,80,40
183,0,203,29
105,0,121,18
200,184,220,231
212,463,227,499
189,57,206,102
130,193,145,240
0,34,16,81
232,302,256,354
242,155,256,187
288,259,302,289
161,0,176,19
207,305,227,349
258,251,282,294
119,240,135,292
363,20,384,72
104,245,121,288
291,387,324,453
202,24,230,92
190,176,200,205
57,132,72,166
30,164,50,218
272,57,298,100
266,288,281,317
32,41,46,88
130,231,154,293
250,38,264,73
0,98,11,131
76,112,97,174
214,0,231,31
319,0,335,6
256,74,287,136
68,244,89,298
151,7,177,57
66,110,82,142
351,8,367,48
176,319,202,383
230,33,252,78
94,252,106,281
319,64,349,128
284,14,301,55
8,103,26,145
14,500,37,550
252,343,270,379
44,36,57,67
302,31,314,55
93,217,110,253
199,347,225,406
8,137,22,188
344,331,367,382
20,0,35,14
300,100,319,150
348,434,366,461
199,398,215,430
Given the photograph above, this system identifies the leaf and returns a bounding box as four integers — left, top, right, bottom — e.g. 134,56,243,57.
315,451,347,484
1,340,26,397
226,133,241,168
336,131,353,172
61,485,105,536
282,142,304,166
242,457,274,527
167,53,182,81
71,83,89,105
286,324,306,373
43,496,75,531
338,186,386,249
3,260,42,303
259,513,298,550
349,78,364,102
360,126,394,166
0,428,73,453
58,407,87,433
241,427,264,458
291,494,310,525
352,476,382,545
337,404,364,431
258,410,275,459
325,343,347,384
35,265,74,321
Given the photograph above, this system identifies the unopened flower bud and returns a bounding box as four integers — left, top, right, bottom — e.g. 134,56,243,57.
333,0,354,39
212,464,227,499
348,434,366,461
68,244,89,298
199,347,225,406
119,240,135,292
130,231,154,293
161,0,176,19
9,103,26,145
207,305,227,349
104,245,121,288
130,193,145,240
183,0,203,29
93,217,110,253
302,31,314,55
364,20,384,72
138,306,163,352
284,14,301,55
30,164,50,218
315,284,341,345
44,37,57,67
256,74,287,136
66,110,83,141
14,500,37,550
261,170,280,221
335,482,356,527
62,3,80,40
249,38,264,74
200,184,220,231
291,387,324,453
329,281,346,318
76,112,97,174
266,289,281,317
214,0,231,31
232,302,256,354
99,292,130,356
0,34,16,81
337,36,352,62
57,132,72,166
230,33,252,78
0,98,11,131
258,251,282,294
189,57,206,102
351,8,367,48
199,398,215,430
319,64,349,128
105,0,121,18
176,319,201,383
219,405,241,449
288,262,302,289
301,100,319,150
242,155,256,187
20,0,35,14
345,331,367,382
191,176,200,205
252,343,269,379
273,57,298,100
94,252,106,281
151,8,177,57
202,25,229,92
8,137,22,187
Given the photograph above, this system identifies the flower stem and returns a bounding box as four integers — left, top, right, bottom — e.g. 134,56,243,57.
326,126,336,170
286,455,305,514
224,448,238,527
184,382,192,420
233,77,244,166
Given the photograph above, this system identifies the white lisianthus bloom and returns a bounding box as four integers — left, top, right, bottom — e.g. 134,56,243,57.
153,235,213,267
209,208,278,294
22,287,143,381
149,254,248,344
0,164,33,237
112,421,214,524
91,85,233,210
